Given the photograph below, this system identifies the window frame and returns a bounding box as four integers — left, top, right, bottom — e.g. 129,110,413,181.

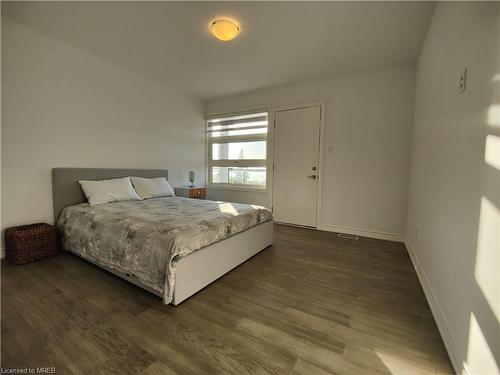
206,110,269,191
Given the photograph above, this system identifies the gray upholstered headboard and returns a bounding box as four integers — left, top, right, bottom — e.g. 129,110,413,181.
51,168,169,222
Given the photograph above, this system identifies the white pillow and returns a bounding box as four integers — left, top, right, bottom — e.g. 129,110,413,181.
79,177,142,206
130,176,175,199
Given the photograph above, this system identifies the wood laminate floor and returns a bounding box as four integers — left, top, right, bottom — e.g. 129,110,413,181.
1,224,453,374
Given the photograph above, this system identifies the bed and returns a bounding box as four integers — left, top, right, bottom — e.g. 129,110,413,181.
52,168,273,305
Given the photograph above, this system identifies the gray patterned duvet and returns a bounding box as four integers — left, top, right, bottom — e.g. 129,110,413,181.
57,197,272,303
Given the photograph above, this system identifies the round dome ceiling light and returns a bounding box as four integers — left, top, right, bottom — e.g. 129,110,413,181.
211,19,240,41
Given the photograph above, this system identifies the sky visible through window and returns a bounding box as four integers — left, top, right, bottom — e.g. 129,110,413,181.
212,141,266,160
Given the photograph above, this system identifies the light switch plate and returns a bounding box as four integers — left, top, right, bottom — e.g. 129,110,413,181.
459,68,467,93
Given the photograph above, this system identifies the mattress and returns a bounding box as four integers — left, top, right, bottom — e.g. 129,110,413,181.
57,197,272,303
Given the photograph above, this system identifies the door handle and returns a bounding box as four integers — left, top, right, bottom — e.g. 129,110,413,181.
307,175,317,179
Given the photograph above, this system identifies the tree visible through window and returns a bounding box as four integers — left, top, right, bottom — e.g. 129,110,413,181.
206,111,268,189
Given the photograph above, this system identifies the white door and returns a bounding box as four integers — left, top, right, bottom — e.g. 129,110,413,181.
273,105,321,227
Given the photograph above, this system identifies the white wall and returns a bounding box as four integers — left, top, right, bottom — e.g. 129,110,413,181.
1,18,205,248
405,3,500,374
205,64,416,241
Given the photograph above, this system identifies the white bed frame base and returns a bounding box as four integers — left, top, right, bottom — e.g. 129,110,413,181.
173,221,273,305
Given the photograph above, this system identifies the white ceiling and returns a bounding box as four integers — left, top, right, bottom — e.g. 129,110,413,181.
3,1,436,99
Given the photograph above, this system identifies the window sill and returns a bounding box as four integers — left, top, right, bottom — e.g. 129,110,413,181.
207,184,269,193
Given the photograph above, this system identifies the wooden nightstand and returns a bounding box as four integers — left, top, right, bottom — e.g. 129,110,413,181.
174,186,206,199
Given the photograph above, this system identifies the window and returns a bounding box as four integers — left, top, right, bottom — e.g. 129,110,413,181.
207,111,268,189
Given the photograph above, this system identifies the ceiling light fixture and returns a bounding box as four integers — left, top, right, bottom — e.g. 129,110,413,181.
211,19,240,41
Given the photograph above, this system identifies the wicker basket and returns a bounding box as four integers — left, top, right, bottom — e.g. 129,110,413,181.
5,223,59,265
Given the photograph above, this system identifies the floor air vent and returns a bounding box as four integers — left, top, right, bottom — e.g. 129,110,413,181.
337,233,359,240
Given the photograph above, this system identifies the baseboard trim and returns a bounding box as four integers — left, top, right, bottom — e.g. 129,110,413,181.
404,238,467,375
320,224,403,242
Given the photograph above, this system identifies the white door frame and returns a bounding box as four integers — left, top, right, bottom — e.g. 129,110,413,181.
269,101,326,229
